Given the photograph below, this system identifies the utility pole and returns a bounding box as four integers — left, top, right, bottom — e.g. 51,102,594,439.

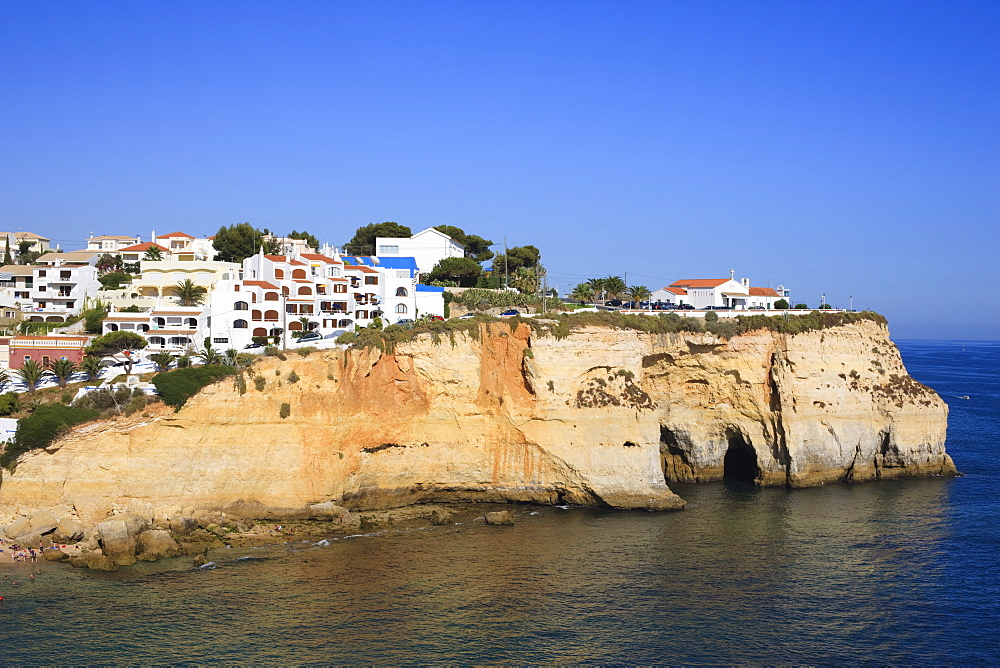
503,236,509,289
541,268,547,313
849,295,853,312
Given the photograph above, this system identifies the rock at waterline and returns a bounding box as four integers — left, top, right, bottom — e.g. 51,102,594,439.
136,529,180,561
485,511,514,526
430,508,453,525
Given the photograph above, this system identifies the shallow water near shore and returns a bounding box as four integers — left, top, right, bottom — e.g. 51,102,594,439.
1,340,998,664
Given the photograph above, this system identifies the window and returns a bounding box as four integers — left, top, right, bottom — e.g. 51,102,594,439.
365,276,378,285
378,245,399,254
234,319,248,328
264,292,279,301
298,286,312,295
264,310,279,321
292,269,306,279
38,270,46,277
24,278,32,288
333,284,347,294
395,287,408,297
60,271,71,280
214,337,229,344
234,301,249,310
275,269,285,279
395,304,407,314
328,267,341,277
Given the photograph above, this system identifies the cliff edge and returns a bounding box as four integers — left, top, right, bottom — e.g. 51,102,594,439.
0,319,954,524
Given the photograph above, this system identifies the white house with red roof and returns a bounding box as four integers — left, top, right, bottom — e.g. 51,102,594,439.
653,274,786,310
155,231,217,261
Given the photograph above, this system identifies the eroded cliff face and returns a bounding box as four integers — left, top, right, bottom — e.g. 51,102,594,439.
0,320,953,523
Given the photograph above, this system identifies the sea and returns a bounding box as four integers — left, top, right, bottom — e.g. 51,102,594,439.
1,339,997,664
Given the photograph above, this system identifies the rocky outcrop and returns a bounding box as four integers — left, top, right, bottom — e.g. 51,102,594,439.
0,320,953,525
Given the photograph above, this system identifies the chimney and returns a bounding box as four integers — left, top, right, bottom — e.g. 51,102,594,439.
742,278,749,288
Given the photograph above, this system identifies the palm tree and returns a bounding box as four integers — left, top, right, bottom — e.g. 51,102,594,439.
149,351,174,372
81,355,105,382
604,276,626,300
196,343,223,365
224,348,240,366
0,369,10,391
48,358,77,388
570,284,595,305
625,285,652,308
174,279,207,307
143,245,164,261
18,359,51,393
586,278,607,302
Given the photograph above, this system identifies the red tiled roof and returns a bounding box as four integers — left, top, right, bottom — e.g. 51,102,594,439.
300,253,341,264
119,242,169,253
328,277,348,282
150,310,202,316
288,259,306,265
348,265,378,273
670,279,731,288
90,235,137,240
292,279,313,283
749,287,780,297
660,286,687,295
264,255,287,262
157,231,194,239
104,314,150,320
144,330,198,336
243,280,279,289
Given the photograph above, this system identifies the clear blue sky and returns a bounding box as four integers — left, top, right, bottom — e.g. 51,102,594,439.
2,0,997,339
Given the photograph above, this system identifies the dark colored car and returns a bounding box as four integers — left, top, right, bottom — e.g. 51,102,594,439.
677,304,695,310
606,299,623,307
427,315,445,321
244,342,265,349
499,309,520,317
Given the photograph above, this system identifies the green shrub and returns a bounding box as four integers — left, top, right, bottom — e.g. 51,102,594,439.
336,331,357,345
774,298,789,309
279,402,291,419
296,347,316,357
151,365,236,410
74,387,133,412
0,393,21,417
704,311,719,323
124,394,147,416
254,376,266,392
264,346,279,356
2,404,99,469
794,303,808,309
287,370,300,383
176,355,192,369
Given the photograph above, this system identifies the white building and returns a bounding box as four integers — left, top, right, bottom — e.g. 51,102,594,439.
86,235,141,252
103,307,204,353
155,231,217,261
649,286,690,306
24,257,102,322
663,276,785,310
374,227,464,277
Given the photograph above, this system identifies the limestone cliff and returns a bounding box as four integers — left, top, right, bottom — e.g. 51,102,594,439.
0,320,954,523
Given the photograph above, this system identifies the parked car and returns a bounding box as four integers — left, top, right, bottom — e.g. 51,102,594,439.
396,318,414,325
296,331,323,344
677,304,695,310
606,299,623,307
244,342,265,350
427,315,445,321
499,309,520,317
456,313,477,320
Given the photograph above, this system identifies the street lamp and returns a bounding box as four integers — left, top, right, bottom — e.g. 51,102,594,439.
849,295,853,312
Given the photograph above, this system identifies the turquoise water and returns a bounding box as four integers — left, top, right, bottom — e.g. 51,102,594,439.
1,340,997,663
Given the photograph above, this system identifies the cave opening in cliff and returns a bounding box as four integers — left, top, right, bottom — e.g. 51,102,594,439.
723,432,759,483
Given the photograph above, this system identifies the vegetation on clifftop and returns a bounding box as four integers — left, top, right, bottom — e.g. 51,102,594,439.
337,310,888,352
152,365,236,410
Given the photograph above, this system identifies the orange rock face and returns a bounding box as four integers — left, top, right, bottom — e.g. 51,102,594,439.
0,320,952,524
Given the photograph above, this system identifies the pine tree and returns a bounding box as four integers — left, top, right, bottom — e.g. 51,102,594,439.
3,237,12,265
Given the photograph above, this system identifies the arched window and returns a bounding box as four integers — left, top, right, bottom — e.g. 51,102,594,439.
264,310,279,322
264,292,279,301
234,301,249,311
292,269,307,279
281,286,289,296
185,318,197,328
252,309,262,321
289,321,303,331
138,324,150,332
395,304,407,313
107,323,119,331
149,336,165,346
338,319,352,328
275,269,285,279
154,317,166,327
234,319,248,329
298,286,312,295
395,287,408,297
253,327,267,337
269,328,283,338
251,293,257,303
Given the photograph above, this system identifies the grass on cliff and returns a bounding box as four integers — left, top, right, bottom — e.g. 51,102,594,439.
1,404,100,470
151,365,237,410
336,310,888,352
